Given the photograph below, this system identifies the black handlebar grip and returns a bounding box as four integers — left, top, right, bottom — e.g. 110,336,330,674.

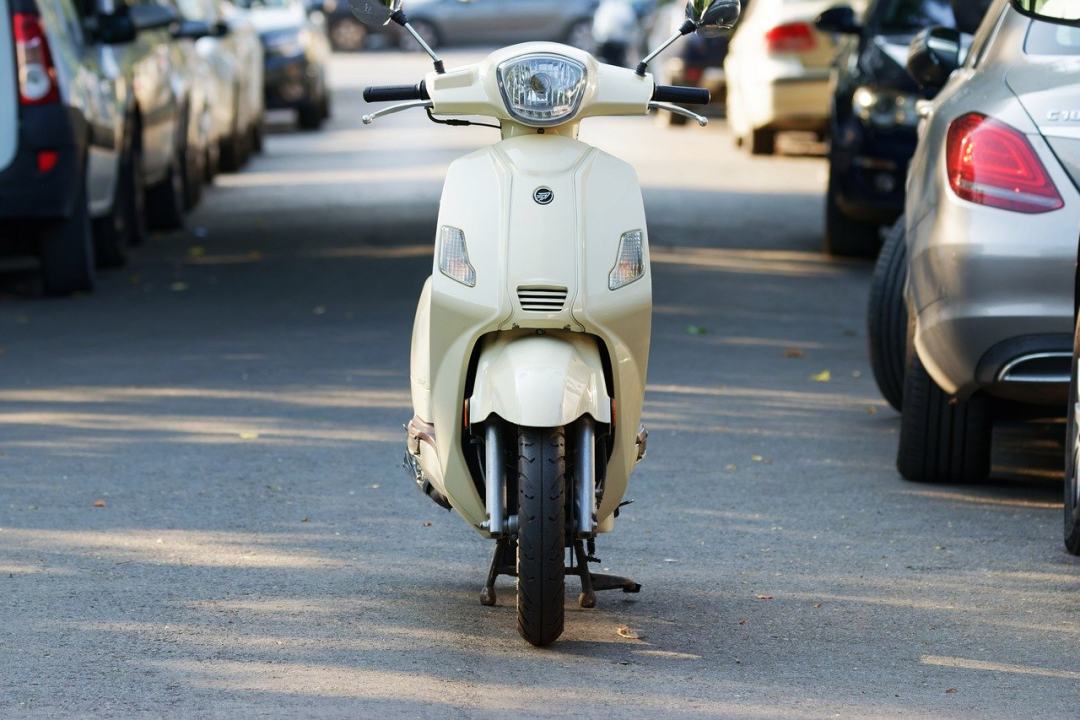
363,82,429,103
652,85,711,105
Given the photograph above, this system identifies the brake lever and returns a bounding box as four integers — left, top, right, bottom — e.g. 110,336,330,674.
362,100,435,125
648,101,708,127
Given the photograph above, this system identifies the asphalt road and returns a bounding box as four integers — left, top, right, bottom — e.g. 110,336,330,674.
1,51,1078,719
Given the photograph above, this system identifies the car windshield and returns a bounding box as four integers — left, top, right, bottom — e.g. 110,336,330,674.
877,0,955,30
876,0,990,33
1026,18,1080,53
1014,0,1080,21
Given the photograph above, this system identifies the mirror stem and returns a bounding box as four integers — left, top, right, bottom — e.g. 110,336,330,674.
391,10,445,74
636,19,696,76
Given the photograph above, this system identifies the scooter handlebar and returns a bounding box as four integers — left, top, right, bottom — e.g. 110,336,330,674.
363,82,430,103
651,85,711,105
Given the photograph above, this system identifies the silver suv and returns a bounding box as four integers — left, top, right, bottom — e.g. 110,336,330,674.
873,0,1080,484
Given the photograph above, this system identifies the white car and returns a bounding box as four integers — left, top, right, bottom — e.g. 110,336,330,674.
725,0,865,153
178,0,265,176
0,0,152,292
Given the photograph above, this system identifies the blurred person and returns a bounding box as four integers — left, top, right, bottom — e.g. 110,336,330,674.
593,0,657,67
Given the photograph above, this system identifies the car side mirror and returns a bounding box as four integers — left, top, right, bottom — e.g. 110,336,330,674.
172,18,212,39
129,3,179,32
906,26,962,91
94,12,137,43
816,5,860,35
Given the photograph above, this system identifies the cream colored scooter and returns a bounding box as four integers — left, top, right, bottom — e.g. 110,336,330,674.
357,0,740,646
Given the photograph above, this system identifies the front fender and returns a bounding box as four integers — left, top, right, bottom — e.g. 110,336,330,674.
470,332,611,428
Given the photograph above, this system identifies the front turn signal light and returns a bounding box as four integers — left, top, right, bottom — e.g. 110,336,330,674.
609,230,645,290
438,226,476,287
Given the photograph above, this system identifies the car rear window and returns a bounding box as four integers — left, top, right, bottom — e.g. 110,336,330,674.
1025,18,1080,54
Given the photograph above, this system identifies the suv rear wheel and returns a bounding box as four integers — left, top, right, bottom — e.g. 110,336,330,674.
897,348,991,484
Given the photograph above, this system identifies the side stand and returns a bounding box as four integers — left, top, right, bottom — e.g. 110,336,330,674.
480,537,516,606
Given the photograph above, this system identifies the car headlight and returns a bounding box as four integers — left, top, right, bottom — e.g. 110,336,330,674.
852,86,919,128
609,230,645,290
438,226,476,287
497,54,587,127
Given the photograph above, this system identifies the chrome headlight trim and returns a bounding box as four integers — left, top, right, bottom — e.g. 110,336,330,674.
496,53,588,128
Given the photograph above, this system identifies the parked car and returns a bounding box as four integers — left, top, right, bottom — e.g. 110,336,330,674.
816,0,993,257
725,0,864,154
872,0,1080,487
241,0,331,130
391,0,599,51
178,0,264,176
650,1,734,124
0,0,149,293
86,0,212,237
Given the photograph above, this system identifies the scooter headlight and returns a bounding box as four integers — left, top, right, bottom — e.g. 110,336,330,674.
497,54,587,127
438,226,476,287
609,230,645,290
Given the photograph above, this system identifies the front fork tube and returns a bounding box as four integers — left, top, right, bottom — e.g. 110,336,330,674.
483,418,597,538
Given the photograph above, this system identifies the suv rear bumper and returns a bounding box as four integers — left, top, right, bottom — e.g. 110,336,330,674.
0,105,86,221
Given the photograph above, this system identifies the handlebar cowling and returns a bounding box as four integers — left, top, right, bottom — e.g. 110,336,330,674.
363,82,430,103
652,85,711,105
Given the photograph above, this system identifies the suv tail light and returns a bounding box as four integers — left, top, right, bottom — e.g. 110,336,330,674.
13,12,59,105
765,22,816,54
946,113,1064,214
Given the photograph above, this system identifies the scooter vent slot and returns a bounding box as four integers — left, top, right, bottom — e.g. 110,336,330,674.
517,286,568,312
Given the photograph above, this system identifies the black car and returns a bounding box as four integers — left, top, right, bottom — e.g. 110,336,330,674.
243,0,332,130
816,0,992,257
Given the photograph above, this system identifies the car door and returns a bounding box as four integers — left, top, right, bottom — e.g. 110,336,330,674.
496,0,568,42
40,0,120,213
433,0,502,44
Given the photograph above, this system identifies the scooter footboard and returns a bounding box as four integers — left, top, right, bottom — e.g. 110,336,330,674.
469,331,611,428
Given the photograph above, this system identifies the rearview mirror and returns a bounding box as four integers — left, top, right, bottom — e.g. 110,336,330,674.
94,12,137,44
816,5,860,35
685,0,741,33
172,18,212,40
128,3,178,32
349,0,402,26
906,26,961,91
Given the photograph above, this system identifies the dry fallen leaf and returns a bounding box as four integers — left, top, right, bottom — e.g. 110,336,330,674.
945,688,958,695
784,348,804,359
751,455,764,463
738,618,747,625
92,499,106,508
813,603,823,609
755,594,774,601
616,626,642,640
867,406,878,415
422,521,432,527
301,517,310,523
725,464,738,472
239,432,260,440
810,370,831,383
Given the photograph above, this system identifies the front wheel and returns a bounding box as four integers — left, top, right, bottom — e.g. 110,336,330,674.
516,426,566,647
1065,317,1080,555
